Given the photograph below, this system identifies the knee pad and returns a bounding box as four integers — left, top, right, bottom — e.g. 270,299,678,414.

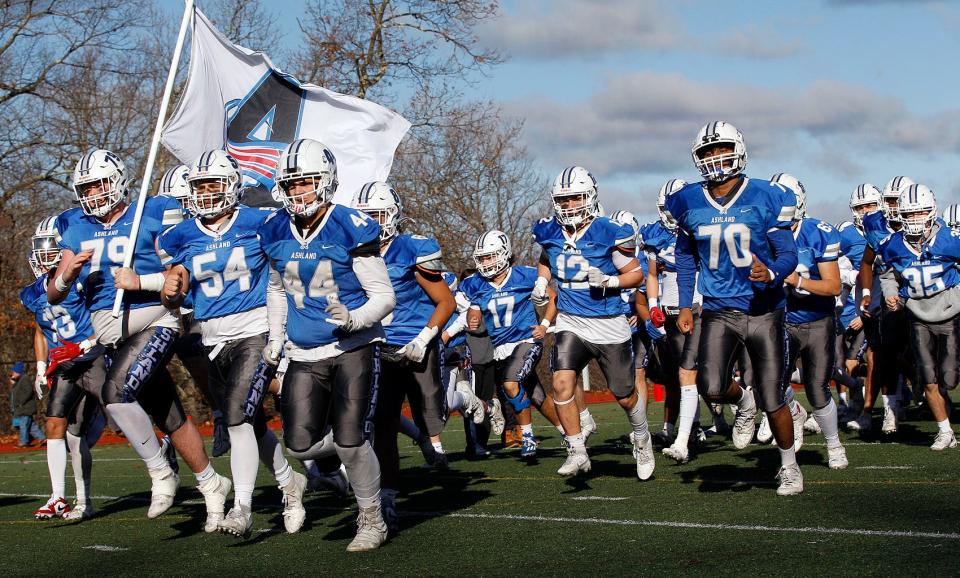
504,386,531,413
285,429,336,461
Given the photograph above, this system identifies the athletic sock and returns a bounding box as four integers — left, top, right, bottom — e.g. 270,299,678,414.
228,423,259,509
567,432,586,450
105,403,162,461
46,438,67,499
778,444,797,468
674,385,699,447
194,462,216,485
813,399,841,449
938,419,952,434
626,399,650,443
520,423,533,436
337,442,381,509
65,432,91,506
431,441,444,454
258,428,293,488
144,446,169,472
784,386,796,405
579,408,594,426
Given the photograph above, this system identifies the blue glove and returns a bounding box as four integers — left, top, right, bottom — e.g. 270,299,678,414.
645,320,666,341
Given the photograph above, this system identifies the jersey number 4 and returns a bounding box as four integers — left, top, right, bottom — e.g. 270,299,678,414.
193,247,251,298
283,260,339,309
697,223,751,270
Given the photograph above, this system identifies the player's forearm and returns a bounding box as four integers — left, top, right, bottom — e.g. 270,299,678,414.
765,228,798,284
350,255,396,330
33,325,47,363
426,294,455,332
542,287,558,324
880,269,901,301
795,277,841,297
857,246,875,293
266,266,288,340
675,233,697,309
645,256,660,302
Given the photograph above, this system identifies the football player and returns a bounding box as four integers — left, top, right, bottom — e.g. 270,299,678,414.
664,122,802,495
352,181,455,532
22,218,105,520
48,149,230,527
769,173,848,469
460,230,562,459
854,177,916,433
943,204,960,231
259,139,394,551
157,164,229,458
532,166,652,478
876,184,960,449
157,150,307,537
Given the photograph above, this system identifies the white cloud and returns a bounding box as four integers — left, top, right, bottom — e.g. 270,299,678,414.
716,27,804,59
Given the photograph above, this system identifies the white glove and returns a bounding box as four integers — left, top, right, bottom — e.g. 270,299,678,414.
531,276,549,306
587,267,619,289
397,326,438,364
325,301,354,331
34,362,46,400
262,339,283,366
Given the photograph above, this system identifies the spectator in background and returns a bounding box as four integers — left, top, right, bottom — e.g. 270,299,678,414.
10,362,44,447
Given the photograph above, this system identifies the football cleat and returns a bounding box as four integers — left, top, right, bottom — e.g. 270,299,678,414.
147,467,179,519
848,412,872,432
520,433,538,459
663,442,690,464
557,446,591,476
693,424,707,445
456,381,485,425
651,429,673,449
791,403,807,451
417,437,437,466
212,417,231,458
504,426,521,449
630,431,656,480
930,430,958,451
828,445,849,470
803,414,822,434
347,506,388,552
307,465,350,498
281,471,307,533
489,398,505,436
432,450,449,470
381,491,400,535
581,411,598,442
198,473,231,533
34,496,71,520
732,398,758,449
62,502,95,521
882,405,898,435
756,414,773,444
776,464,804,496
218,505,253,538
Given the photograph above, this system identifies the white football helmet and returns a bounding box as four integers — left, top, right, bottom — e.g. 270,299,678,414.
275,138,338,218
72,149,129,217
159,164,192,214
770,173,806,221
28,254,43,279
849,183,882,228
551,166,599,227
691,121,747,182
898,184,937,238
353,181,402,241
30,216,60,274
657,179,687,231
473,230,512,279
187,150,241,218
609,210,640,241
881,176,915,224
943,203,960,229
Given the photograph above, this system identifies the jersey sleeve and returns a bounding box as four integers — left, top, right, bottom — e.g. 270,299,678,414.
663,190,686,230
612,221,637,250
531,217,552,245
150,195,185,230
816,221,842,262
333,205,381,251
412,236,444,272
768,183,797,230
55,210,77,252
156,224,182,267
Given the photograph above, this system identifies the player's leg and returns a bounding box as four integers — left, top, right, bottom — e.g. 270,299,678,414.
552,331,592,475
801,317,847,468
594,338,653,480
331,345,387,552
912,317,957,450
497,342,539,458
62,392,98,520
35,372,83,519
404,341,449,467
781,324,807,450
174,315,228,457
666,310,702,462
697,310,753,447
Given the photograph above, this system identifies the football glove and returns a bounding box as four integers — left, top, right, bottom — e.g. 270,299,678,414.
531,276,549,306
34,362,46,400
262,339,283,366
645,320,666,341
587,267,619,289
397,326,438,364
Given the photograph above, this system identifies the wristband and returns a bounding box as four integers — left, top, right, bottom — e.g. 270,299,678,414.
54,274,71,293
767,268,776,283
79,338,97,352
539,318,551,329
416,325,439,343
605,274,620,289
862,288,871,298
36,361,47,376
796,277,803,290
139,272,165,292
649,297,659,308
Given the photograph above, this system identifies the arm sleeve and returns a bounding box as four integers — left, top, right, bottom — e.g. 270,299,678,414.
349,255,396,330
879,267,901,300
766,228,799,285
675,230,697,309
838,256,859,287
266,266,287,342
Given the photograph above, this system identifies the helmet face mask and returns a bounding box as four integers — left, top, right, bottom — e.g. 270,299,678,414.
473,230,512,279
352,181,402,241
897,184,937,239
849,183,882,228
72,149,128,218
160,164,192,215
692,122,747,183
943,204,960,229
188,150,241,219
276,139,338,219
882,176,915,225
30,216,60,275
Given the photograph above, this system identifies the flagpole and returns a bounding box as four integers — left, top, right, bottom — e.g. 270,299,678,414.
112,0,195,317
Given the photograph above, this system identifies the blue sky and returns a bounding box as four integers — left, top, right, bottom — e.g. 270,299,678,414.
174,0,960,225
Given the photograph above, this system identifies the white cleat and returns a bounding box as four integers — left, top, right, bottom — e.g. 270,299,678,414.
456,381,485,425
732,399,758,449
581,412,598,443
218,505,253,538
63,502,95,521
198,473,231,533
930,430,958,451
630,431,656,479
827,445,849,469
147,466,179,519
756,414,773,444
281,471,307,533
347,505,388,552
662,442,689,464
791,403,807,452
557,446,591,476
848,412,872,432
803,414,822,434
882,406,898,435
488,398,505,437
776,464,804,496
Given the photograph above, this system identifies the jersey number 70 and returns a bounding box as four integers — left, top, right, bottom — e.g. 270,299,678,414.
697,223,751,270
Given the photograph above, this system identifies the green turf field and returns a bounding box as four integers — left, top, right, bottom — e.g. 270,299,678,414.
2,396,959,577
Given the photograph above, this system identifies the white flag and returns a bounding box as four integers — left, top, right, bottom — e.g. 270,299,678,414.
161,9,410,204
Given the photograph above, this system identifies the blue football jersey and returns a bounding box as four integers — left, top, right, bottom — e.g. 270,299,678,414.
442,271,466,348
877,226,960,299
258,204,381,349
56,196,183,312
862,210,894,252
665,177,796,312
532,216,635,317
21,274,96,351
639,221,677,273
787,218,841,324
460,266,540,347
837,221,867,327
382,234,444,345
157,206,272,322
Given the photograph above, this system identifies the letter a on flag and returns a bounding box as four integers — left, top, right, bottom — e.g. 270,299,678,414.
161,9,410,203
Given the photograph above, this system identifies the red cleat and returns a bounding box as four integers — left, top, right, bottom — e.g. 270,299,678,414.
34,496,71,520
